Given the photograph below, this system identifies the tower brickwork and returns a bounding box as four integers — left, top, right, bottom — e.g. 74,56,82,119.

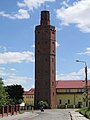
34,11,56,109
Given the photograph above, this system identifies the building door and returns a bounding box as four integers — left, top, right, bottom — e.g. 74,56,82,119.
78,102,82,108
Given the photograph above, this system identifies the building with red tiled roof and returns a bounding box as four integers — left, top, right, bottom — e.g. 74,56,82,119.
56,80,90,108
23,80,90,108
56,80,90,89
23,88,34,106
24,88,34,95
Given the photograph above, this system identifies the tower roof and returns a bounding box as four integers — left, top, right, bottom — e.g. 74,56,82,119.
40,10,50,25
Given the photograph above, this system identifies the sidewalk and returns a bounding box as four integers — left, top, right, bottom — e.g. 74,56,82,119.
0,111,38,120
70,110,89,120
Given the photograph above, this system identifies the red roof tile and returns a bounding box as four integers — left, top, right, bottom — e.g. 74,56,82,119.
24,80,90,95
24,88,34,95
56,80,90,89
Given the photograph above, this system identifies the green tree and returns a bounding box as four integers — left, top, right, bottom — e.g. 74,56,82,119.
38,101,48,109
5,84,24,104
0,78,8,106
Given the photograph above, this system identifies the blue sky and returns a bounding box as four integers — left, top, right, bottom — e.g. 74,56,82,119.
0,0,90,90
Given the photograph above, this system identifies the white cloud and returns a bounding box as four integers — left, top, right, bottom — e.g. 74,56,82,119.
31,84,35,89
3,75,31,86
55,26,62,31
0,9,30,19
62,1,69,7
0,0,55,20
0,67,32,89
32,44,35,48
0,67,17,78
56,41,60,48
14,9,30,19
0,51,34,64
56,0,90,33
56,67,90,80
17,0,55,11
77,47,90,55
0,67,7,76
0,11,14,19
10,68,16,71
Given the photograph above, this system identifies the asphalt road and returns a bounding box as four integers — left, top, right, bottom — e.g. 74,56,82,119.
31,109,71,120
0,109,73,120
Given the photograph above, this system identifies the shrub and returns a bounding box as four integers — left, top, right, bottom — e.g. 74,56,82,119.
79,107,90,119
38,101,48,109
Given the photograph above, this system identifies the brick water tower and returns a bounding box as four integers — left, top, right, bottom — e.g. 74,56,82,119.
34,11,56,109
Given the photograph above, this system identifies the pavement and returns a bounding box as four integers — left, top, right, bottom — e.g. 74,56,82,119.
0,109,89,120
0,111,38,120
70,110,89,120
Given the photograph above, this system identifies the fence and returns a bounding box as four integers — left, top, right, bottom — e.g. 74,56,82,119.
57,104,80,109
0,105,20,118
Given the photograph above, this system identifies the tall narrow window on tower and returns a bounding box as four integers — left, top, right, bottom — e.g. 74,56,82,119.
34,11,56,109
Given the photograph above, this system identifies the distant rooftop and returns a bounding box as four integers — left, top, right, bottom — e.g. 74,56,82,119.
56,80,90,89
24,80,90,95
24,88,34,95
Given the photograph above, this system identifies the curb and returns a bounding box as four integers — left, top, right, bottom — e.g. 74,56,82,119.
69,111,89,120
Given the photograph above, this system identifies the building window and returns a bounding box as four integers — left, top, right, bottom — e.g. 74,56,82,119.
52,50,55,53
77,88,85,92
52,82,54,86
52,31,54,34
52,42,54,44
68,99,70,104
66,89,71,93
59,99,61,104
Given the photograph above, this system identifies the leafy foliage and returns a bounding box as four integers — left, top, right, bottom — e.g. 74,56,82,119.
5,84,24,104
79,107,90,119
0,78,8,106
38,101,48,108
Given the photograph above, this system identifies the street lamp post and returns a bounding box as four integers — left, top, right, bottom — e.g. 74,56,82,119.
76,60,88,107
